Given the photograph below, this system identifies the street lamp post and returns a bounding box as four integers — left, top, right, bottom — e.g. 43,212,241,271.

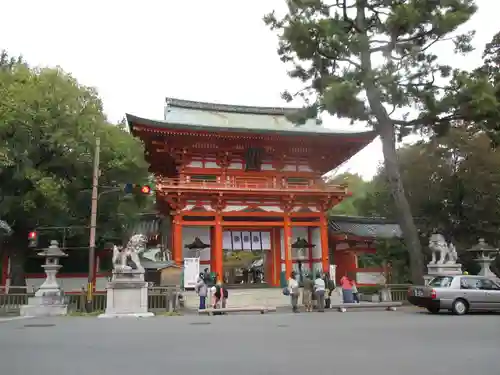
86,137,100,311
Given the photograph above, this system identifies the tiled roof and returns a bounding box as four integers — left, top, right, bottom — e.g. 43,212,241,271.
328,215,402,239
165,97,301,116
126,97,376,138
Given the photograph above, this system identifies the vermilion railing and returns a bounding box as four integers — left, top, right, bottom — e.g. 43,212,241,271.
157,177,347,193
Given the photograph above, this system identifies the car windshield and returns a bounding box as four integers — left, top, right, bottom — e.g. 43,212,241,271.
428,276,454,287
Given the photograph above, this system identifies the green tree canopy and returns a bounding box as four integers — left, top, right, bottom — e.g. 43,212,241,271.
265,0,477,283
359,129,500,275
328,172,370,215
444,31,500,145
0,53,150,285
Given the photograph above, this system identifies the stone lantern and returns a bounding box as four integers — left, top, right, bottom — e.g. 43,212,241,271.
466,239,499,278
291,237,315,283
35,240,68,297
20,240,68,317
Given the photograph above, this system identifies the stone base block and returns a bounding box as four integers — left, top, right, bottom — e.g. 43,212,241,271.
20,298,67,317
427,263,463,275
101,279,151,317
425,263,463,285
98,312,154,318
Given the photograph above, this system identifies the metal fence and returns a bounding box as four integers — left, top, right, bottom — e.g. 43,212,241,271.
0,286,182,315
386,284,411,302
0,284,411,315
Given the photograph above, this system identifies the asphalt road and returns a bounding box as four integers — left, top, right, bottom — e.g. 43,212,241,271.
0,309,498,375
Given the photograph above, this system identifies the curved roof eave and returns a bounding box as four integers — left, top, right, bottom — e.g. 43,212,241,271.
126,113,377,140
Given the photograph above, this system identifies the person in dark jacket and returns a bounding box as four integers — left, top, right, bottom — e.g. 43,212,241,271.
323,273,335,309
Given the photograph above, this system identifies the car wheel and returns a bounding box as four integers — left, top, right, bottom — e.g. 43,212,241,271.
452,298,469,315
426,307,440,314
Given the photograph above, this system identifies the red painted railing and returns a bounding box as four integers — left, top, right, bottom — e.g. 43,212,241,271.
157,177,347,193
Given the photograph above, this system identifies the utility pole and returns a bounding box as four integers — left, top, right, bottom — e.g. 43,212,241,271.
87,137,100,311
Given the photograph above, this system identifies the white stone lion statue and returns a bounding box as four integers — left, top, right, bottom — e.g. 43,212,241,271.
112,234,147,272
429,233,458,265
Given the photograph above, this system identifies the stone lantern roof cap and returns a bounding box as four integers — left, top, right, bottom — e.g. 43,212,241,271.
466,238,499,253
291,237,315,249
37,240,68,257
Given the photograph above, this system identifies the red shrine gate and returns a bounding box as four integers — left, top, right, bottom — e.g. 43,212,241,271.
127,98,376,286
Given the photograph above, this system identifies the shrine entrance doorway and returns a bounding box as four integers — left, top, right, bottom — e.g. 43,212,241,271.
222,229,276,286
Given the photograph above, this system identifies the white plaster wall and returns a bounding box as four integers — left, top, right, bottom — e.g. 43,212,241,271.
223,205,247,212
204,161,220,168
187,161,203,168
312,262,323,274
182,226,211,261
297,164,313,172
283,164,297,171
311,227,321,258
280,228,285,272
261,163,274,171
280,228,285,260
260,206,283,212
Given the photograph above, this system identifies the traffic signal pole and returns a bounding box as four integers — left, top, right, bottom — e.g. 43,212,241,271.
87,137,100,312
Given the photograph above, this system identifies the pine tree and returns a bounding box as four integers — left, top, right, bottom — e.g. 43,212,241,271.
265,0,477,283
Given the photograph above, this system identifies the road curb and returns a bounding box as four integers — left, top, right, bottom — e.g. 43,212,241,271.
0,316,34,323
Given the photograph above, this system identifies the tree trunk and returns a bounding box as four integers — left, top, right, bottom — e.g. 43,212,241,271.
5,232,27,293
355,3,425,284
378,123,425,284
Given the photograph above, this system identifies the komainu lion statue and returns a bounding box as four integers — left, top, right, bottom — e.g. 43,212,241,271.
429,233,458,265
112,234,147,272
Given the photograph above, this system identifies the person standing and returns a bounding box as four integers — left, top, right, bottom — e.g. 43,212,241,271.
340,273,354,303
323,273,335,309
352,280,359,303
213,281,228,311
314,272,326,312
195,274,208,310
288,271,300,313
302,275,314,312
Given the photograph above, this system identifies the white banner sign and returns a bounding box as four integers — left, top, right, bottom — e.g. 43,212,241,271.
222,231,271,251
184,258,200,289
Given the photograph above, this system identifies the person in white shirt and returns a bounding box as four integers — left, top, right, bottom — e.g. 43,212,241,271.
352,281,359,303
314,273,326,312
288,271,300,313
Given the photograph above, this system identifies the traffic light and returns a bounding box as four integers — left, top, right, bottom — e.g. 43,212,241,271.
28,231,38,248
124,183,152,195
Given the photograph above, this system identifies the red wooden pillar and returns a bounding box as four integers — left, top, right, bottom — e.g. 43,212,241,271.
172,214,183,265
214,214,223,282
265,230,273,286
283,214,292,278
209,226,216,273
272,228,282,287
319,215,329,273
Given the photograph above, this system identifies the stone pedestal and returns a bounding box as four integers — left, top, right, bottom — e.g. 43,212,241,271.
98,269,154,318
424,263,463,284
20,294,68,317
20,240,68,317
